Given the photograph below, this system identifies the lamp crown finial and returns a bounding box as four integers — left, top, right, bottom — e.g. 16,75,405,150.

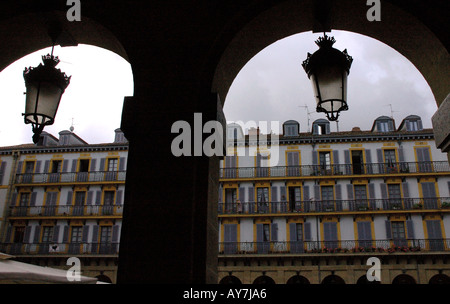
315,34,336,48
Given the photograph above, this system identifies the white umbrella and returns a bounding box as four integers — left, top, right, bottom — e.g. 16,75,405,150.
0,253,98,284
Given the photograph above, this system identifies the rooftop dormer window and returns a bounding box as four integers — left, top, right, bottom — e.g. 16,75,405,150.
400,115,423,132
283,120,300,137
372,116,395,133
312,119,330,135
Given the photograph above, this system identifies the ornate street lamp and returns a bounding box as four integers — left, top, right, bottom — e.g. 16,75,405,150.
23,46,71,143
302,34,353,121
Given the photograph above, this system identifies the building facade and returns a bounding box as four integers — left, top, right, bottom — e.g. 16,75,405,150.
0,115,449,284
218,115,450,284
0,129,127,283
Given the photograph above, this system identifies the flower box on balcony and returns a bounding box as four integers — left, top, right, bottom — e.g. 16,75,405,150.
441,202,450,209
412,203,423,209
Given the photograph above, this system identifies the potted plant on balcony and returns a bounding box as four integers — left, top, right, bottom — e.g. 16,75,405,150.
441,201,450,209
412,203,423,209
391,203,402,210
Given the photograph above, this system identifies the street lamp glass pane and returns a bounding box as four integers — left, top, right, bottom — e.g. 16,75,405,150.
24,81,63,124
313,64,345,106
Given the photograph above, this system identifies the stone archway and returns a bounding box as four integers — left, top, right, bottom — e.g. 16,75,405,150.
219,275,242,284
392,274,416,284
321,274,345,284
429,274,450,284
286,275,310,284
253,275,276,284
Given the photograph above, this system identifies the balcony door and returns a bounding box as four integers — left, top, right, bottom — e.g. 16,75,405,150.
225,188,236,213
256,153,269,177
416,147,432,172
288,187,301,212
287,151,300,176
73,192,85,216
223,224,237,254
426,220,444,251
351,150,364,174
256,187,269,213
391,221,407,247
421,182,437,209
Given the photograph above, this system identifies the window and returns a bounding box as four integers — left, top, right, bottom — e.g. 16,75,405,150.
387,184,402,209
391,221,406,246
317,124,326,135
73,191,86,216
100,226,113,254
295,223,303,241
79,159,90,172
357,221,372,247
321,186,334,211
19,192,30,206
13,227,25,243
24,161,35,173
256,153,269,177
319,151,331,171
284,124,298,136
42,226,54,243
74,192,86,205
107,158,118,171
104,191,115,205
287,151,300,176
257,188,269,202
313,121,330,135
224,155,237,178
288,187,301,211
71,226,83,243
23,161,35,182
323,222,338,248
69,226,83,254
262,224,270,242
224,188,236,213
103,191,115,215
384,149,396,165
354,185,368,209
51,160,62,173
257,187,269,213
407,120,419,131
378,121,389,132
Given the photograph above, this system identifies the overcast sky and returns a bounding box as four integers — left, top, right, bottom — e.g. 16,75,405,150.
224,30,437,135
0,30,437,146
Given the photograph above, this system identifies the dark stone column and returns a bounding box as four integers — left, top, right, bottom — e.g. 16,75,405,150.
117,92,219,283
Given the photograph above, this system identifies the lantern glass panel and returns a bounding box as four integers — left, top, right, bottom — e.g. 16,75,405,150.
24,81,63,125
311,64,346,111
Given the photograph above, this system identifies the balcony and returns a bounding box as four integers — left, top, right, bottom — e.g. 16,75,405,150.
218,197,450,215
219,161,450,179
9,204,124,218
218,239,450,255
14,171,127,185
0,242,119,256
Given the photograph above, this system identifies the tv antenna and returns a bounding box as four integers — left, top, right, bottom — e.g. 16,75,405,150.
299,104,313,131
385,104,399,119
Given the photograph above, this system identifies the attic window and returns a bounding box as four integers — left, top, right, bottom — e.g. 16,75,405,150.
406,119,422,131
378,121,389,132
312,120,330,135
284,124,299,136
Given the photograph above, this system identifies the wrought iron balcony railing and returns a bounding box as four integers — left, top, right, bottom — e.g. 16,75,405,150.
9,204,124,217
220,161,450,179
0,242,119,256
15,171,127,184
219,239,450,255
218,197,450,215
